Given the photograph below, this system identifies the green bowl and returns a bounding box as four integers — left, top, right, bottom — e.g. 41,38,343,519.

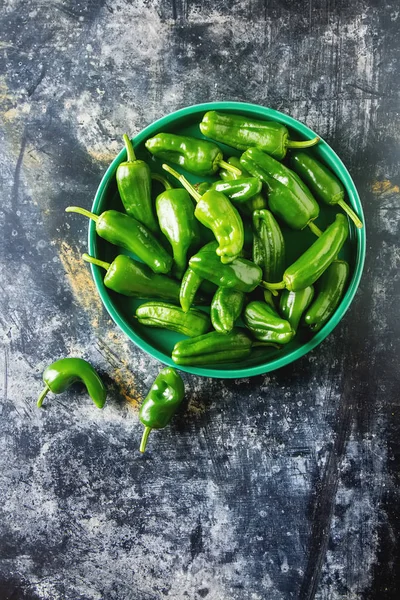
89,101,365,378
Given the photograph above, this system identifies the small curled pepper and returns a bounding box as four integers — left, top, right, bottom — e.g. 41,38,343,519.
219,156,267,213
196,177,262,204
244,302,294,345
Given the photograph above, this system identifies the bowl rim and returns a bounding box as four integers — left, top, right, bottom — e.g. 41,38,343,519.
89,101,366,378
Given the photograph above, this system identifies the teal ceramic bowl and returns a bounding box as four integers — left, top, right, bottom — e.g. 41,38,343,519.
89,101,365,378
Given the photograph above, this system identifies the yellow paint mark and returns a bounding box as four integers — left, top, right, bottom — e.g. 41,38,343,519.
371,180,400,195
87,149,117,163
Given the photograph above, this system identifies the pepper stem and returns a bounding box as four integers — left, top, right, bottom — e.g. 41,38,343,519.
308,221,323,237
151,172,173,190
338,199,363,229
260,280,285,295
37,385,50,408
65,206,99,223
123,134,136,162
140,426,152,453
218,159,242,176
82,253,111,271
287,136,320,149
162,164,201,203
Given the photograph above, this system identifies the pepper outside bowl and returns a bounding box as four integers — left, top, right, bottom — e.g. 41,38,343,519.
88,101,366,378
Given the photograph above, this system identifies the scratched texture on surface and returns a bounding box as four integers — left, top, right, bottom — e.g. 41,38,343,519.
0,1,399,599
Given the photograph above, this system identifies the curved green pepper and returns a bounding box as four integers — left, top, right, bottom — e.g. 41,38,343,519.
253,209,285,283
240,148,322,236
197,177,262,204
37,358,106,409
304,260,350,331
162,164,244,264
65,207,172,274
189,242,263,293
200,111,319,160
145,133,241,177
82,254,180,302
139,367,185,453
219,156,267,212
116,134,158,233
244,301,294,344
179,242,217,312
290,151,363,229
211,287,245,334
279,286,314,333
172,329,253,366
136,302,210,337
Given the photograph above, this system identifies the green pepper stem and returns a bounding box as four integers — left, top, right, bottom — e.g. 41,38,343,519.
218,159,242,176
151,172,173,190
140,426,152,453
287,136,320,149
65,206,99,223
123,134,136,162
82,253,111,271
308,221,323,237
338,199,363,229
260,280,285,295
162,163,201,203
37,385,50,408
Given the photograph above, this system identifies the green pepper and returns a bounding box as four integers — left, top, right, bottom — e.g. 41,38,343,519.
196,177,262,204
152,173,200,279
211,287,245,334
253,209,285,283
82,254,180,302
145,132,241,177
279,286,314,333
219,156,267,212
179,242,217,312
240,148,322,236
136,302,210,337
304,260,350,331
162,164,244,264
139,367,185,453
200,111,319,160
116,134,158,233
189,242,263,293
290,151,363,229
65,207,172,274
264,214,349,293
244,301,294,344
172,329,253,366
37,358,106,409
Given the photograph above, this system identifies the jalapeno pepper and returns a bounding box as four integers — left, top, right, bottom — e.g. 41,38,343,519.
211,287,245,334
200,111,319,160
162,164,244,264
136,302,210,337
253,209,285,283
219,156,267,212
37,358,107,409
116,134,158,233
279,286,315,333
240,148,323,236
139,367,185,453
82,254,180,302
304,260,350,331
263,214,349,292
145,133,241,177
290,151,363,229
65,207,172,274
172,329,253,366
244,301,294,344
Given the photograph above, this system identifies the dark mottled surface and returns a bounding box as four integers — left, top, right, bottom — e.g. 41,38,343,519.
1,1,399,599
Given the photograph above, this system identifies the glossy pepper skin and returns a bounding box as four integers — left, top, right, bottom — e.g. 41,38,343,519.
219,156,267,213
145,133,240,177
172,329,253,366
139,367,185,453
304,260,349,331
290,151,363,229
244,301,294,344
279,286,314,333
253,209,285,283
116,134,158,233
65,207,172,274
189,242,263,293
240,148,321,233
211,287,245,334
37,358,107,409
154,174,200,279
162,164,244,264
196,177,262,204
200,111,319,160
136,302,210,337
179,242,217,312
82,254,180,302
